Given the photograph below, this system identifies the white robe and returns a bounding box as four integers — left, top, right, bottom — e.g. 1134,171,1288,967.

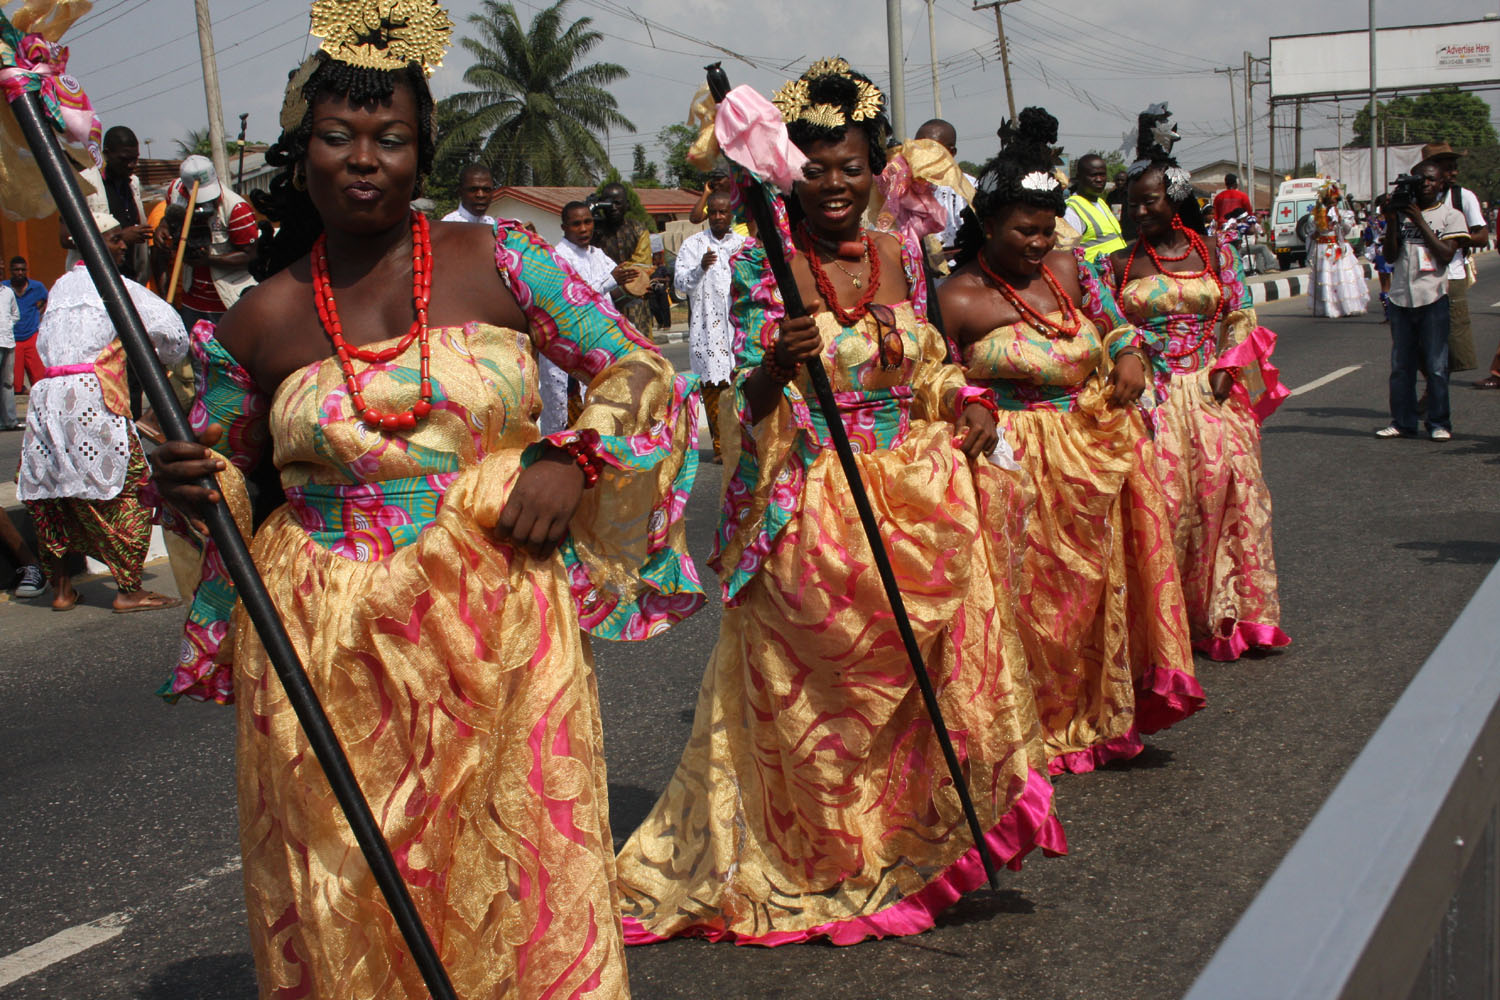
1310,206,1369,318
673,228,745,385
18,266,186,501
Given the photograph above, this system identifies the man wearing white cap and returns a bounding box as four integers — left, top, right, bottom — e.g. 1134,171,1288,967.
17,210,187,611
167,154,257,327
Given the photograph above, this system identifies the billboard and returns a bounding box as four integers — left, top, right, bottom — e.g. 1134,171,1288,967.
1313,144,1425,202
1270,19,1500,99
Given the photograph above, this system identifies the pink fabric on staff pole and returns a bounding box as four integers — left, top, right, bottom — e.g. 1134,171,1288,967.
714,85,808,193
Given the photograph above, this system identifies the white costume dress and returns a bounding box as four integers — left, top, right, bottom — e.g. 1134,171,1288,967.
17,265,186,501
1310,204,1369,318
672,227,745,386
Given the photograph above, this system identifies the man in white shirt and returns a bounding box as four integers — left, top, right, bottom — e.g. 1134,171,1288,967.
673,191,745,462
0,279,19,430
539,201,632,434
441,164,498,226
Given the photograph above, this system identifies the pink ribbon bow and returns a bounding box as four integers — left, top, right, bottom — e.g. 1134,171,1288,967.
0,33,100,167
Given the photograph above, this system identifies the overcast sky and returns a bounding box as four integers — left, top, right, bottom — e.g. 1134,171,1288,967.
70,0,1497,180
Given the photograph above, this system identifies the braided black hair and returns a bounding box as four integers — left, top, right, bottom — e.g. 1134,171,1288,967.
250,54,437,280
953,107,1065,267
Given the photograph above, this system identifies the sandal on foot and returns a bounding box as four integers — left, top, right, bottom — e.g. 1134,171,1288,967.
111,592,181,614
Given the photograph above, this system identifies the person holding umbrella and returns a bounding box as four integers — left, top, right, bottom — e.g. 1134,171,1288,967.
147,1,703,995
615,58,1064,947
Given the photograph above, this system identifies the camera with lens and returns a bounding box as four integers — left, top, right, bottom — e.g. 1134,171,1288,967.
1389,173,1422,211
586,195,609,225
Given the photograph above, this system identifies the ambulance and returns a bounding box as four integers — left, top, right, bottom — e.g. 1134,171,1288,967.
1269,177,1325,269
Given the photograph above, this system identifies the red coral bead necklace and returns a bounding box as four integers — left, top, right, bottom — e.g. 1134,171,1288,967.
796,221,882,327
1120,215,1226,359
312,210,434,432
976,253,1082,338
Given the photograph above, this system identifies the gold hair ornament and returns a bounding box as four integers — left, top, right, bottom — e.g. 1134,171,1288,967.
308,0,453,76
772,58,885,129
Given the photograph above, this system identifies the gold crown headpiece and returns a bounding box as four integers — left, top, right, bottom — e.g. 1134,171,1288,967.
309,0,453,75
771,57,884,131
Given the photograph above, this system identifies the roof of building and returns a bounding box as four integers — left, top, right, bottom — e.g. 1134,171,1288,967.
494,185,702,215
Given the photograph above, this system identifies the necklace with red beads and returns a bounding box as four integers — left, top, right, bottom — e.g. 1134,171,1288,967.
797,222,882,327
1120,216,1225,359
312,210,434,432
976,253,1083,338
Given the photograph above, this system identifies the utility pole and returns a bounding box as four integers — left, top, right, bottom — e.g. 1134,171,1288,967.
1244,50,1256,211
886,0,907,139
925,0,942,118
1369,0,1378,215
194,0,230,189
1216,66,1243,183
1293,97,1302,173
974,1,1019,122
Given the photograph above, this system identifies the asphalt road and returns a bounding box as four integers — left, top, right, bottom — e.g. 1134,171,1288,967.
4,273,1500,999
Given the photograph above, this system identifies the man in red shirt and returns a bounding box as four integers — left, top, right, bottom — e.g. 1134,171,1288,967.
1213,173,1254,227
168,155,258,326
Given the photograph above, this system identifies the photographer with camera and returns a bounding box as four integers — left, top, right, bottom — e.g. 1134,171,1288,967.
1377,162,1471,441
590,181,653,336
160,156,258,329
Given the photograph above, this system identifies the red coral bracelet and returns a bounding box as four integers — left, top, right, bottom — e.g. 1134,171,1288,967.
962,392,1000,422
761,341,800,384
562,438,603,488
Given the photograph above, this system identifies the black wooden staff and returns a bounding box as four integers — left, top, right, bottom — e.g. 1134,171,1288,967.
4,90,460,999
706,64,1002,891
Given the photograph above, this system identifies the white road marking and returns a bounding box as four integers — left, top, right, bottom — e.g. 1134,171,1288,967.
0,912,131,988
1489,299,1500,307
0,853,240,987
1290,365,1364,396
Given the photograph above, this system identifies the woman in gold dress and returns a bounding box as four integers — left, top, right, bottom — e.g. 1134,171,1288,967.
614,60,1064,947
938,108,1204,774
149,5,701,996
1110,114,1289,661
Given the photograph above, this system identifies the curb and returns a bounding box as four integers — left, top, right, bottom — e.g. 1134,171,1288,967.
1247,263,1374,306
652,329,689,345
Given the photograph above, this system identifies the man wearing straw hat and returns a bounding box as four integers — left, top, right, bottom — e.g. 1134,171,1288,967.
1419,142,1488,377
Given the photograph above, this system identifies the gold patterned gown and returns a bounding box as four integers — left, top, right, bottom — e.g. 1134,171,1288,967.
1116,234,1290,660
615,238,1065,947
961,250,1205,774
157,226,704,999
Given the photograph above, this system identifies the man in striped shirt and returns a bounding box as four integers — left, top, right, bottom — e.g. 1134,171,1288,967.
171,156,258,327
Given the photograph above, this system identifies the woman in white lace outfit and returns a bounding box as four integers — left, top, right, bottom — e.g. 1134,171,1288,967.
1309,181,1370,318
16,211,187,611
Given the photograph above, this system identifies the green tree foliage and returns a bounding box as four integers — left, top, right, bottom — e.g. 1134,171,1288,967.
657,122,710,190
425,104,482,214
630,143,661,188
1349,88,1500,200
1349,88,1497,148
173,128,258,159
438,0,634,187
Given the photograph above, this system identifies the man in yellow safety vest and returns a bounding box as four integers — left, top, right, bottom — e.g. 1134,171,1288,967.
1063,153,1127,262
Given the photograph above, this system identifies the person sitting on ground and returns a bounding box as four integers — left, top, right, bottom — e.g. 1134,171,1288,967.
440,162,497,226
1,507,45,598
17,210,187,611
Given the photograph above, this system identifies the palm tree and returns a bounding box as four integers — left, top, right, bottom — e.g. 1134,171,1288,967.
174,127,211,158
439,0,633,187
